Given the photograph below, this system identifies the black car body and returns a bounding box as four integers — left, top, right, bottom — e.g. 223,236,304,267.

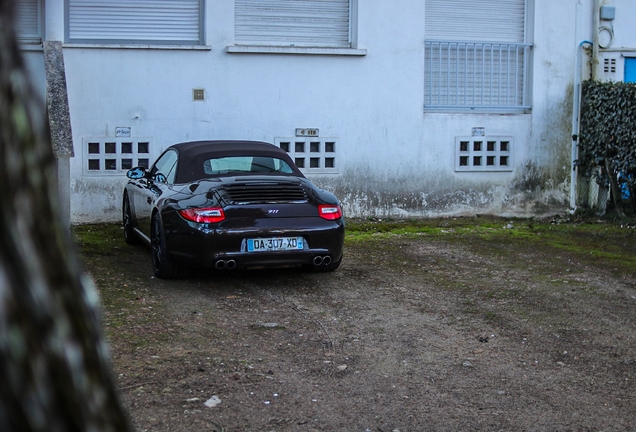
123,140,344,278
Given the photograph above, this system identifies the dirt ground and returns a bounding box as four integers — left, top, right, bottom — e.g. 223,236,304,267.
76,216,636,432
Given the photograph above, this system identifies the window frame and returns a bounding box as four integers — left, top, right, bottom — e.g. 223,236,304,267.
16,0,44,45
151,149,178,184
228,0,366,56
424,0,533,113
625,57,636,83
65,0,205,46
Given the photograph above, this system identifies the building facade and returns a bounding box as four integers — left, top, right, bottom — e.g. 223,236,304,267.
16,0,636,222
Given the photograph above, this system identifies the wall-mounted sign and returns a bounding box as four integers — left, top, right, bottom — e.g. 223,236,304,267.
116,127,132,138
295,128,319,137
472,127,485,137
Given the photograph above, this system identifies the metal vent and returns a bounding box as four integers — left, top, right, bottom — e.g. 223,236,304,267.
223,181,308,203
604,58,616,73
193,88,205,101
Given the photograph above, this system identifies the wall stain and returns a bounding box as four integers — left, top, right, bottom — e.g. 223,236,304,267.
314,164,569,218
71,178,127,223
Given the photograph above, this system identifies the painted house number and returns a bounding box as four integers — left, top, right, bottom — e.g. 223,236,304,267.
295,128,319,137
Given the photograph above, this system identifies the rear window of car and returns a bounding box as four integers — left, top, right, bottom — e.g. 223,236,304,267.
203,156,295,175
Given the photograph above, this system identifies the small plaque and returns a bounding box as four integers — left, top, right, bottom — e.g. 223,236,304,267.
295,128,319,137
116,127,131,138
472,127,485,137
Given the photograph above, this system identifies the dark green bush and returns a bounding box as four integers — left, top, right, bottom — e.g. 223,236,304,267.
578,80,636,214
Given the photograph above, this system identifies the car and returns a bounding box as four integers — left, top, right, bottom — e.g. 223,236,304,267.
122,140,345,278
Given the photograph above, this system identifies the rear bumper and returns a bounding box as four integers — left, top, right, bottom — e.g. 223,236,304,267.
163,213,344,270
208,249,333,270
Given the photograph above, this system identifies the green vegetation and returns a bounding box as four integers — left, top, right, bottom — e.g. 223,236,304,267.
74,223,127,257
345,215,636,277
579,80,636,215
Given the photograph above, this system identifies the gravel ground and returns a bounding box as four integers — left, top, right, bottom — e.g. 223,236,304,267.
77,217,636,431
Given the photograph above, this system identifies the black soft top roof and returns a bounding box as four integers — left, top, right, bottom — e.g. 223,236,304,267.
169,140,303,183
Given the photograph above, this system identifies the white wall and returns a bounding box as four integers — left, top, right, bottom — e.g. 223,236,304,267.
22,0,635,222
595,0,636,82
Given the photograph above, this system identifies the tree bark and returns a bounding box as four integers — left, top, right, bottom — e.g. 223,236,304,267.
0,1,133,430
604,158,626,218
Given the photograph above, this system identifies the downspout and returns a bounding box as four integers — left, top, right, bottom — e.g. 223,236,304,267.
592,0,600,80
570,2,583,210
571,0,601,210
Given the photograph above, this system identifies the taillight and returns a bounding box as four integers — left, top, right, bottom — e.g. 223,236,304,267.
178,207,226,223
318,204,342,220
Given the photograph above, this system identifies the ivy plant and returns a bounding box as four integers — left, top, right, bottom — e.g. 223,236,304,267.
578,80,636,215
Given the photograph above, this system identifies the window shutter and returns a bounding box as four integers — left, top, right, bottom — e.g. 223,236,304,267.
235,0,351,47
67,0,203,45
425,0,525,43
17,0,42,43
424,0,529,111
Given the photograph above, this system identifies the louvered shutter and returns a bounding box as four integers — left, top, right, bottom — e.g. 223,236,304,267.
235,0,351,48
425,0,525,43
17,0,42,43
67,0,203,45
424,0,529,110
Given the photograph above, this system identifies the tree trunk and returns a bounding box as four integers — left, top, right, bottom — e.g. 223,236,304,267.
604,158,626,218
0,1,133,430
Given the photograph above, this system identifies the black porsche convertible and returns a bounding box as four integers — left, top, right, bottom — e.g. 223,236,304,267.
122,140,344,278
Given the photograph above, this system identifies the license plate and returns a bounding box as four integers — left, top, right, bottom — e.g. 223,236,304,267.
247,237,304,252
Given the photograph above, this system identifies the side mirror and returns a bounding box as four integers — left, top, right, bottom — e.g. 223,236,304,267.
126,167,147,179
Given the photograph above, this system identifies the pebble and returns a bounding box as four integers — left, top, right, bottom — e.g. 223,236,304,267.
204,395,222,408
262,322,282,328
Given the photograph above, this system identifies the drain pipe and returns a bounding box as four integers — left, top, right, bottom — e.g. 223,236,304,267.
570,1,584,210
592,0,601,80
571,0,598,210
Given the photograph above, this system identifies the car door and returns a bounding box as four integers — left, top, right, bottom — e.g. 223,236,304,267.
134,149,179,238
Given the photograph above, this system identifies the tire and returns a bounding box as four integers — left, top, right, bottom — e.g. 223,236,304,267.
151,213,188,279
122,194,141,245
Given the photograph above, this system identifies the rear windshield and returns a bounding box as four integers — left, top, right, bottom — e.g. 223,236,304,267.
203,156,295,175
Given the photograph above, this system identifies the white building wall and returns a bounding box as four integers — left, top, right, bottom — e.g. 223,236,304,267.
595,1,636,82
20,0,636,222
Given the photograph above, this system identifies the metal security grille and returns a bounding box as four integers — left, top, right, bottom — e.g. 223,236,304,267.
425,0,530,111
425,42,530,109
223,182,308,203
66,0,203,45
235,0,351,47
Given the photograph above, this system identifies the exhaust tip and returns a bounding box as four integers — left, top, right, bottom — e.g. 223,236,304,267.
215,260,226,270
226,259,237,270
313,256,323,266
323,256,332,266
